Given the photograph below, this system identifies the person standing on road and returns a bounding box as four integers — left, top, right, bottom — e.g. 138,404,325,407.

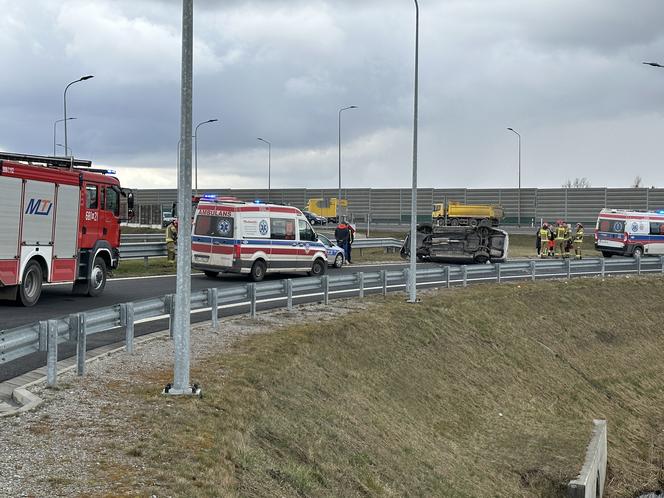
347,222,356,264
166,219,178,263
573,223,584,259
555,220,567,258
538,223,549,258
334,221,351,264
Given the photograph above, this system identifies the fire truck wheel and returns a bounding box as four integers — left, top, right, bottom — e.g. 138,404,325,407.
250,260,266,282
88,257,107,297
310,258,327,277
17,261,43,307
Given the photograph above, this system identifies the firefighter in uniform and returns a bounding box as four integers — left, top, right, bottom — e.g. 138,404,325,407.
166,219,178,263
573,223,584,259
555,221,567,258
539,223,549,258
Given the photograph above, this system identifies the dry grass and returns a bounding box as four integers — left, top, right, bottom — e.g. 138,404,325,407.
81,276,664,497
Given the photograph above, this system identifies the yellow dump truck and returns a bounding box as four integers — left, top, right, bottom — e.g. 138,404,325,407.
306,198,348,223
432,202,504,227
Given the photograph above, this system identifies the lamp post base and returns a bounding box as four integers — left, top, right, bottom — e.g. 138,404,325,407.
162,383,202,398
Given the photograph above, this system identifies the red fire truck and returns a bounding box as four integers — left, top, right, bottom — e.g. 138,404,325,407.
0,152,134,306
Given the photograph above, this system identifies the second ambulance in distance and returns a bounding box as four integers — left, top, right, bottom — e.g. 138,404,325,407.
191,197,329,281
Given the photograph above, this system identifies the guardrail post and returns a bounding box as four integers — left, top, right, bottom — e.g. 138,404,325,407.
637,254,641,276
143,256,149,268
661,255,664,274
359,272,365,298
166,294,175,339
120,303,135,354
207,288,219,329
496,263,501,284
462,266,468,287
403,268,410,293
249,283,257,318
446,266,451,288
46,319,58,388
601,258,606,278
322,275,330,305
286,279,293,311
530,260,536,281
74,313,86,376
381,270,387,296
567,258,572,279
38,320,48,352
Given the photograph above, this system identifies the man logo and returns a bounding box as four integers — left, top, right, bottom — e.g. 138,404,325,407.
25,199,53,216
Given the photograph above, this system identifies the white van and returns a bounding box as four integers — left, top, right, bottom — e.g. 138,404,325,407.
191,197,329,281
595,208,664,257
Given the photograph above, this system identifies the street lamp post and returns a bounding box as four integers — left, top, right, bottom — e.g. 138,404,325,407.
194,119,218,196
507,127,521,227
63,75,93,155
408,0,419,303
337,105,358,221
257,138,272,202
53,117,76,156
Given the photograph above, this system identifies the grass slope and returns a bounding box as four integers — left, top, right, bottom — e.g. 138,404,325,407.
101,276,664,497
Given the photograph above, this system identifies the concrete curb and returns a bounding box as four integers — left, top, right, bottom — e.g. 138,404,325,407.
568,419,607,498
0,329,170,418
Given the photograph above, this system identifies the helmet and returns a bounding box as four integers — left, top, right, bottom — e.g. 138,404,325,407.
576,223,583,228
542,223,548,228
173,219,179,226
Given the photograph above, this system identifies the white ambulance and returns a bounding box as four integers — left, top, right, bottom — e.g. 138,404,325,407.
191,197,329,281
595,208,664,257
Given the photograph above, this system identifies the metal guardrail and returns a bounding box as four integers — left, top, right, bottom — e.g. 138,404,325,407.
2,256,664,387
118,238,404,260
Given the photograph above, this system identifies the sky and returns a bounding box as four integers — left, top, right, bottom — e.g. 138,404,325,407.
1,0,663,190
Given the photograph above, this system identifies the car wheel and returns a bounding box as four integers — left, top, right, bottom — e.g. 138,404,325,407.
204,270,219,278
310,258,327,277
17,261,43,307
250,260,267,282
450,219,460,226
334,253,344,268
88,257,107,297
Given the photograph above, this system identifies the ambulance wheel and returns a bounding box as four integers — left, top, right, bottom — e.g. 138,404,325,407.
250,260,266,282
334,253,344,268
310,258,327,277
204,271,219,278
88,257,107,297
632,246,644,258
601,251,613,258
17,261,43,307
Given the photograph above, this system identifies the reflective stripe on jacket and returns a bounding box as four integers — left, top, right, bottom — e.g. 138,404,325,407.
574,229,584,242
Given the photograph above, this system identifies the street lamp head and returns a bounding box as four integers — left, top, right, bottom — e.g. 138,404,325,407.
643,61,664,68
350,105,358,109
208,118,219,123
80,75,94,81
507,127,514,131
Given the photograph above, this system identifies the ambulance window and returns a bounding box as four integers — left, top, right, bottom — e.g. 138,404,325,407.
86,186,98,209
194,215,234,237
271,218,295,240
298,219,316,241
106,187,120,216
598,218,623,233
650,222,664,235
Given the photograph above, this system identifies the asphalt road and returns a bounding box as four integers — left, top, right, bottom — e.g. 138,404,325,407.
0,262,425,330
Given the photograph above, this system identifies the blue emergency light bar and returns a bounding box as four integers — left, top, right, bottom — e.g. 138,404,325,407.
254,199,264,204
202,194,217,200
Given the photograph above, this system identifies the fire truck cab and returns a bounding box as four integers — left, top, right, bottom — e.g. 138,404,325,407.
0,152,133,306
